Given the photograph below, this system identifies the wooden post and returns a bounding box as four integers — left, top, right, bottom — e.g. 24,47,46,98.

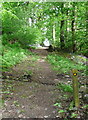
71,69,79,108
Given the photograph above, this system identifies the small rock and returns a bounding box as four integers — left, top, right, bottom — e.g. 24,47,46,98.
18,114,24,118
52,111,56,113
22,116,26,118
23,79,30,82
79,93,82,98
8,110,13,113
44,116,48,118
82,94,88,102
54,79,59,82
45,108,48,110
80,85,86,93
67,80,71,83
22,106,25,108
65,75,70,78
17,110,21,114
7,76,10,78
10,93,13,95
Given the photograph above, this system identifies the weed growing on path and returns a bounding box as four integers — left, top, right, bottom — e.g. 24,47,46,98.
57,83,73,93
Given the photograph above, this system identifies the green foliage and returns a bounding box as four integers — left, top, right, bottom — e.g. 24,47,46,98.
58,109,66,113
71,113,78,118
13,101,20,107
0,36,2,55
16,26,42,48
47,54,86,74
2,91,11,94
2,9,19,34
24,70,33,76
2,2,87,56
2,43,30,71
2,3,43,48
69,101,74,110
2,2,87,72
54,103,61,107
0,99,4,108
57,83,73,93
2,41,40,71
30,55,40,62
82,104,88,108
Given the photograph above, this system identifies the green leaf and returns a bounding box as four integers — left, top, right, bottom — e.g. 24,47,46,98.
2,91,11,94
58,110,66,113
71,113,78,118
54,103,61,107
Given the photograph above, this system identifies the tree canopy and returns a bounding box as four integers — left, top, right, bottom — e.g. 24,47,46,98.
1,2,88,56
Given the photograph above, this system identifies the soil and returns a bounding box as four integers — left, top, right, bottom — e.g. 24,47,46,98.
1,49,87,119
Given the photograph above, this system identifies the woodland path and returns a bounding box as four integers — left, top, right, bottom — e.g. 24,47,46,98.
2,49,87,119
2,49,70,118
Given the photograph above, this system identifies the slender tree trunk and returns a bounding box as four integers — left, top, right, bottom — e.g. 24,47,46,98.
60,3,65,50
64,2,69,45
86,2,88,40
71,3,76,53
53,23,55,47
65,6,68,46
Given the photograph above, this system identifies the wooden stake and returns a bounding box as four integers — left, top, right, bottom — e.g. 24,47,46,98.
71,69,79,108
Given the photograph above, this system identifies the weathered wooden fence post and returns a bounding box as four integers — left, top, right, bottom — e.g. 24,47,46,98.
71,69,79,108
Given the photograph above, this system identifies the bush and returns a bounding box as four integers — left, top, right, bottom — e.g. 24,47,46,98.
16,26,42,48
2,9,19,34
2,8,43,47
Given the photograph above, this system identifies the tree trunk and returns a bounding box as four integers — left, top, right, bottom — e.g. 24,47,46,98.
60,3,65,50
71,3,76,53
65,3,68,44
53,23,55,47
86,2,88,40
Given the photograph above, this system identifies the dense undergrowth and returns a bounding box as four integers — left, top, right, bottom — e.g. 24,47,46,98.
47,53,86,75
1,42,36,71
47,52,87,118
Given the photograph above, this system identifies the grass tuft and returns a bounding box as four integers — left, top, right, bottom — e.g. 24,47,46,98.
57,83,73,93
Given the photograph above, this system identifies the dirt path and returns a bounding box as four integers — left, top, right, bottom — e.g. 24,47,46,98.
2,49,63,118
